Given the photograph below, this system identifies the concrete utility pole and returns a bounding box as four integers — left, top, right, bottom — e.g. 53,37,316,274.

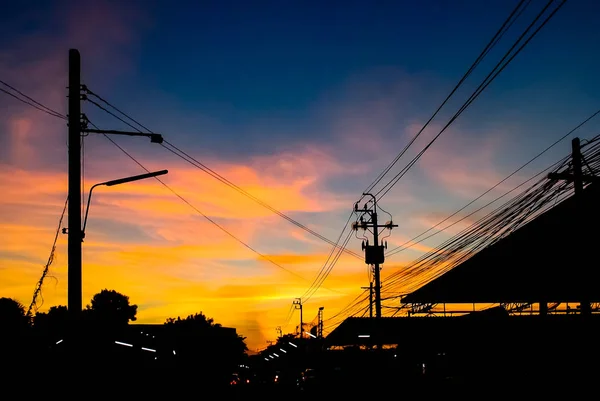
352,194,398,319
293,298,303,338
67,49,82,317
548,137,600,316
66,49,164,318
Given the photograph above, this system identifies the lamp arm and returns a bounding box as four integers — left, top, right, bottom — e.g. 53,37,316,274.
82,183,103,238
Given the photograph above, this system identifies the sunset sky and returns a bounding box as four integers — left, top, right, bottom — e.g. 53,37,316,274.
2,0,600,351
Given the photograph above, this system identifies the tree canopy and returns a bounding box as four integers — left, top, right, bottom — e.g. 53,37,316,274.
164,312,248,384
0,297,28,331
84,289,137,327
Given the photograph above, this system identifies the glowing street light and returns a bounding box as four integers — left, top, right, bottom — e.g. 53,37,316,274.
81,169,168,240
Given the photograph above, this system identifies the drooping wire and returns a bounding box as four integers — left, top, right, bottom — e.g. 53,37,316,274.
0,80,66,119
26,196,69,317
82,86,361,260
160,140,362,260
302,227,355,303
374,0,566,202
382,135,600,298
359,0,532,203
82,87,358,310
385,106,600,257
91,121,348,294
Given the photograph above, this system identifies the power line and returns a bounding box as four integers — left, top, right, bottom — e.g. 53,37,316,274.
98,131,312,283
161,141,362,260
160,140,355,301
82,88,357,303
0,84,66,119
82,87,362,261
385,106,600,257
302,225,355,303
374,0,566,201
359,0,532,201
382,134,600,296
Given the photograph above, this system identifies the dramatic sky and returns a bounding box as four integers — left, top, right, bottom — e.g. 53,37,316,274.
2,0,600,351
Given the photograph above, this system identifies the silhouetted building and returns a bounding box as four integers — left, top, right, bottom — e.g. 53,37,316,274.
402,183,600,305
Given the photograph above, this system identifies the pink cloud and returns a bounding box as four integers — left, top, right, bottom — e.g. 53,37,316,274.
0,0,149,169
418,123,517,198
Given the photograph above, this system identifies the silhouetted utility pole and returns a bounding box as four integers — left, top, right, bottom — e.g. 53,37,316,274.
548,137,599,316
66,49,164,318
317,307,324,338
352,194,398,319
361,283,374,318
293,298,303,338
67,49,82,317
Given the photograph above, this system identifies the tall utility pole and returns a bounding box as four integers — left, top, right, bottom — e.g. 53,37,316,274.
352,193,398,319
293,298,303,338
66,49,164,318
548,137,599,316
361,283,374,318
317,307,324,338
67,49,82,317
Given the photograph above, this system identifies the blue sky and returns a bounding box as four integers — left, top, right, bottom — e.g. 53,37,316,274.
2,0,600,349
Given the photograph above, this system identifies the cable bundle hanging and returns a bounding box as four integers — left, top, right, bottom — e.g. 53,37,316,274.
380,133,600,304
384,107,600,258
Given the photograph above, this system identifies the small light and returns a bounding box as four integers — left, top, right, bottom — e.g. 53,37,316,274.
358,334,370,338
288,342,297,348
115,341,133,347
273,353,279,357
264,358,269,361
56,339,63,345
173,350,176,355
142,347,156,352
280,348,287,353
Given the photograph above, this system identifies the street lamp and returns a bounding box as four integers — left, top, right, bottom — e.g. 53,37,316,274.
81,169,168,241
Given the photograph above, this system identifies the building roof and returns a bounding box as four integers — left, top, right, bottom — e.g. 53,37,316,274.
325,312,600,346
402,183,600,304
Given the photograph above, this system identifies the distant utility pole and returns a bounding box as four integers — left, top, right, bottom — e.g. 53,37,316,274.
317,307,324,338
276,326,282,338
548,137,600,316
352,194,398,319
293,298,303,338
361,282,374,318
66,49,164,318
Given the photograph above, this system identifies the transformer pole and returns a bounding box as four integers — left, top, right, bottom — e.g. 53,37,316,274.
352,194,397,319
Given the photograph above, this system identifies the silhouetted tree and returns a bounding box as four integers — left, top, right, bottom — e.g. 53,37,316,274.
33,305,69,335
0,297,31,366
84,289,137,327
164,312,248,385
276,333,297,345
0,297,29,331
